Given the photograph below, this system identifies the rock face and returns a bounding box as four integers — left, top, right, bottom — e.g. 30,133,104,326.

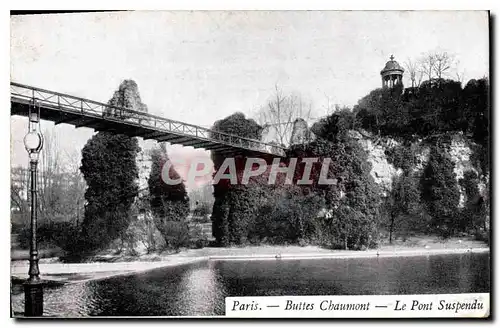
136,143,157,195
107,80,148,114
351,129,486,207
106,80,156,198
289,118,312,146
349,130,403,194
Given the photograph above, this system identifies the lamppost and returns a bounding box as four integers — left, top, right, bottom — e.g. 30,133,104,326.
23,102,44,317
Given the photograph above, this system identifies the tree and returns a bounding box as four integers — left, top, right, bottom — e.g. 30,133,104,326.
353,86,408,137
459,170,486,233
147,144,190,244
432,52,455,80
418,51,457,85
336,139,381,249
129,206,159,254
404,58,423,88
80,132,140,251
210,112,266,246
300,111,382,249
419,52,437,82
37,130,65,222
384,143,418,175
354,72,488,139
13,129,87,251
420,145,460,237
10,166,29,214
386,173,425,243
62,148,86,226
251,184,324,245
463,78,489,147
453,60,466,85
463,78,489,176
78,80,146,253
320,138,381,250
257,84,314,146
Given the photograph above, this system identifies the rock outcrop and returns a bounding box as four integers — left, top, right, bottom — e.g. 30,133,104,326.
350,129,486,206
348,130,403,194
106,80,157,198
107,80,148,114
289,118,313,146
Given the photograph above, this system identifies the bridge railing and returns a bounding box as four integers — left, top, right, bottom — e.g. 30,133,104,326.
11,82,286,157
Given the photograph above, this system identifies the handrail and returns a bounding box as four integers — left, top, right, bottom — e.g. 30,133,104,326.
10,82,287,156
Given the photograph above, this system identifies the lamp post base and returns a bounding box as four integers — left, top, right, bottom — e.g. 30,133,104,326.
24,281,43,317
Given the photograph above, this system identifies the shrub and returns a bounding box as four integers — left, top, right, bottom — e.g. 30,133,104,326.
18,220,80,252
161,221,190,250
148,145,190,242
189,238,209,249
474,229,490,246
385,143,417,174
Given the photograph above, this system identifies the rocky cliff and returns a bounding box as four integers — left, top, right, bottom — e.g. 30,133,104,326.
349,130,486,206
290,119,487,206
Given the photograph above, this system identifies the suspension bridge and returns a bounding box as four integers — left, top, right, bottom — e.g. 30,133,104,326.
10,82,287,158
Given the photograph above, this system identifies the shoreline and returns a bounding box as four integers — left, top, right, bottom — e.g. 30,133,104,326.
207,247,490,260
11,245,490,285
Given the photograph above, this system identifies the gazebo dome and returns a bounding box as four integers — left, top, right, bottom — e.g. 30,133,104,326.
380,55,404,75
380,55,404,88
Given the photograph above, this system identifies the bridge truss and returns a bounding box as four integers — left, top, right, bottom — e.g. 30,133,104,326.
10,82,286,158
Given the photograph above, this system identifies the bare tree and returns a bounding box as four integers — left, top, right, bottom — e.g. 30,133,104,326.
322,93,336,115
404,58,418,88
62,147,86,226
257,84,314,146
11,166,29,213
416,69,425,87
38,130,64,221
404,58,426,88
418,51,457,85
452,59,466,85
418,52,436,82
33,129,86,224
455,70,466,85
432,52,455,79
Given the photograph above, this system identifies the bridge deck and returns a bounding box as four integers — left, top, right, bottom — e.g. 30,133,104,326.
10,82,286,158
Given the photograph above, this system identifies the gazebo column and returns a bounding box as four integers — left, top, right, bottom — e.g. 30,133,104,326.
380,56,404,89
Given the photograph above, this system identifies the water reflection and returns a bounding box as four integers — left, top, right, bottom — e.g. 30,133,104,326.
11,252,490,317
176,262,226,315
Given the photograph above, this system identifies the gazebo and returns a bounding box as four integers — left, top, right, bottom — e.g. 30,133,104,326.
381,55,404,88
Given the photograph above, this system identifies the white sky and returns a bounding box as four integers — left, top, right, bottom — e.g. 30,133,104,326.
10,11,489,189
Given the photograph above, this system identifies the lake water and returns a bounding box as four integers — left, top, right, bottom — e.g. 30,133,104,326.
11,252,490,317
